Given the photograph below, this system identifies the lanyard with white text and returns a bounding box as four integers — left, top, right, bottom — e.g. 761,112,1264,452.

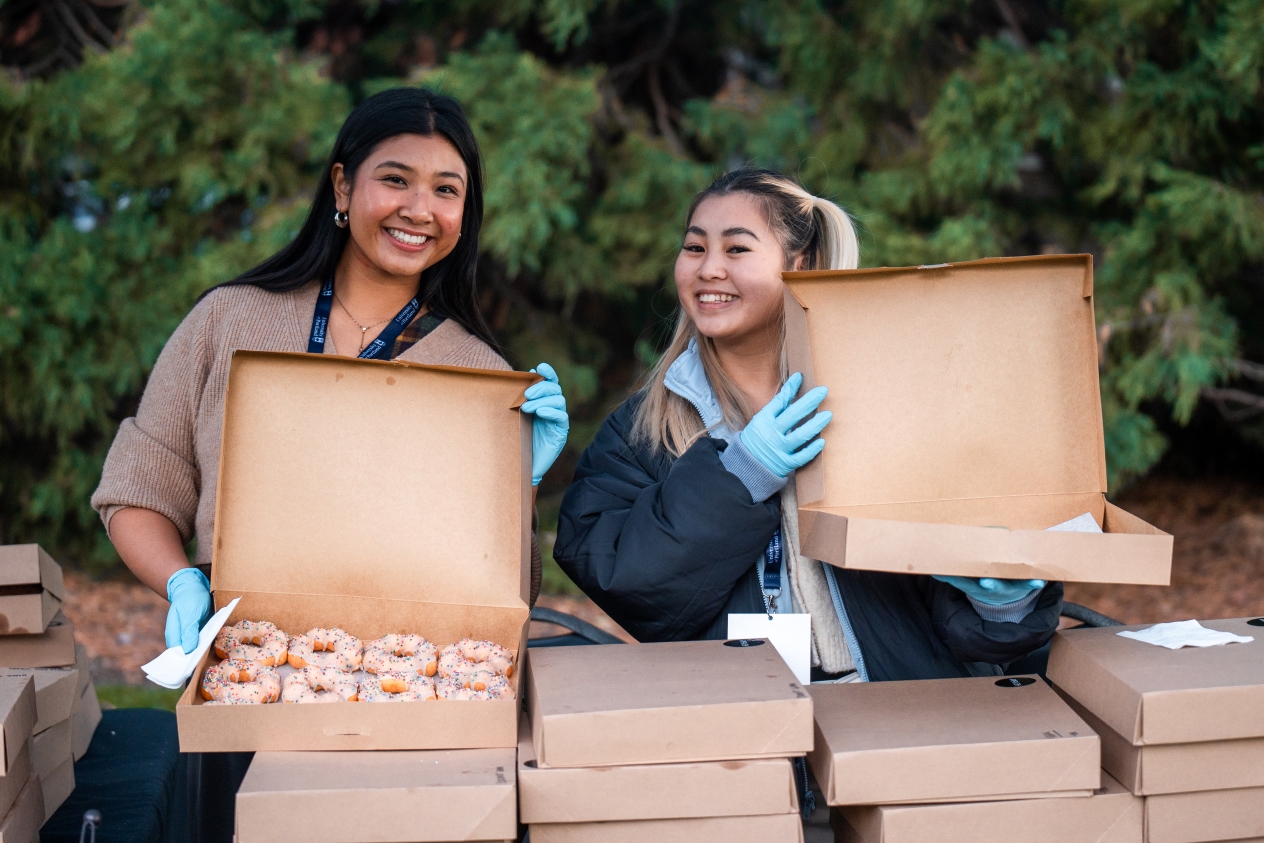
762,530,783,616
306,275,420,360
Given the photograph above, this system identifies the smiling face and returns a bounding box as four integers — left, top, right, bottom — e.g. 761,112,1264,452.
674,192,800,345
332,133,467,282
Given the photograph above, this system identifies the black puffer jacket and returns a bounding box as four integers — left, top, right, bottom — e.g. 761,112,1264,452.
554,395,1063,681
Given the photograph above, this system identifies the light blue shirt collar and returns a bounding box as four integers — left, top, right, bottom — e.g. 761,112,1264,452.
663,338,736,441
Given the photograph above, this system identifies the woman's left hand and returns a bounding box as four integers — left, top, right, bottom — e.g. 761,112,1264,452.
934,576,1046,605
522,362,569,486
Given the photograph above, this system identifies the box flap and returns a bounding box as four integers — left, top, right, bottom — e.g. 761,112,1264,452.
784,255,1107,529
0,676,35,776
0,612,76,668
1048,618,1264,745
0,668,77,734
0,546,64,600
213,352,537,610
1145,785,1264,843
0,776,44,843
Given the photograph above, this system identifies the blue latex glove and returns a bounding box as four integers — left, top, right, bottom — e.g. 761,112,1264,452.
165,568,212,654
933,576,1046,605
739,373,832,477
521,362,569,486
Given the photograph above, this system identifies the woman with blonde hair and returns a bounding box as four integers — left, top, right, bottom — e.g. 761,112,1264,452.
554,168,1061,682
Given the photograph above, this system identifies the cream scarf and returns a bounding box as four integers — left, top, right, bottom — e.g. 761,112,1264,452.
780,480,855,674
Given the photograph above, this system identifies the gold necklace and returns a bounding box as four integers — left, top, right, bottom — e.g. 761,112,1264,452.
334,293,394,353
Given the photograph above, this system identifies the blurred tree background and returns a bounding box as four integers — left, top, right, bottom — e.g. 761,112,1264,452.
1,0,1262,578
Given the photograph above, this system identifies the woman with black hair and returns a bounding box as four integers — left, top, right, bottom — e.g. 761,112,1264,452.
90,87,568,843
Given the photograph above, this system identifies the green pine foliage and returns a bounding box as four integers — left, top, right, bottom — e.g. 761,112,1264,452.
2,0,1261,571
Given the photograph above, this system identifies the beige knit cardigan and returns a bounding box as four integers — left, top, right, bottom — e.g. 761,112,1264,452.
91,281,542,601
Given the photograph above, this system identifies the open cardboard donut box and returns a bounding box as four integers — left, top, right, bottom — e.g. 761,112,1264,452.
175,351,538,752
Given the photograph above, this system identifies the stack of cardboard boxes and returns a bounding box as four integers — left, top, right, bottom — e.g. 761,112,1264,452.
519,639,813,842
1049,618,1264,843
0,544,103,841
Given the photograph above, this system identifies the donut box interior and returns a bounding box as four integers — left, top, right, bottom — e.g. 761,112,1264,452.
176,351,538,752
782,255,1172,585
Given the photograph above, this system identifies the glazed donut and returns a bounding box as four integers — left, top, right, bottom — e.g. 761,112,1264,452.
282,666,358,703
438,643,513,691
214,620,288,667
359,672,437,702
436,676,494,701
288,628,362,672
201,659,280,704
456,638,515,677
363,634,438,676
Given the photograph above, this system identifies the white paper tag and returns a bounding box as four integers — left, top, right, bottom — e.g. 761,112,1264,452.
141,597,241,689
727,613,811,685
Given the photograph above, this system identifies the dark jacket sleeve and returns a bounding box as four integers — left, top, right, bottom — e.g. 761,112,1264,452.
554,398,781,642
929,579,1064,665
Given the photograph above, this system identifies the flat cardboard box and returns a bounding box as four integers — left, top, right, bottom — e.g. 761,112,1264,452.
517,715,796,823
1048,618,1264,745
71,680,101,761
809,675,1100,806
526,639,813,768
236,748,517,843
0,613,75,668
0,778,43,843
30,719,70,781
0,678,35,777
1057,689,1264,795
176,352,537,752
782,256,1172,584
527,811,804,843
0,546,64,636
72,645,90,697
831,772,1141,843
40,755,73,822
0,746,30,824
0,667,76,734
1146,785,1264,843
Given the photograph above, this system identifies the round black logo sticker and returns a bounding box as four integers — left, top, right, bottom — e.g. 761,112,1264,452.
724,639,765,648
996,677,1037,688
1248,618,1264,627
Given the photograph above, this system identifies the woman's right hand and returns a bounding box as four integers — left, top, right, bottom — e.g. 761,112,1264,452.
165,568,212,654
738,372,832,477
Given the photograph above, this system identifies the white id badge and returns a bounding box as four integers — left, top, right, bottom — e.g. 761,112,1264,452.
727,613,811,685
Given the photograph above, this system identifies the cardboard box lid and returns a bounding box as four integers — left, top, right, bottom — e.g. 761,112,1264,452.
1145,785,1264,843
0,612,76,669
30,719,70,780
517,715,796,823
833,772,1141,843
783,255,1106,526
0,547,64,601
526,640,813,768
0,745,30,826
213,352,537,610
1048,618,1264,745
0,678,34,778
0,668,76,735
0,776,43,843
527,811,804,843
39,754,73,823
808,675,1100,806
70,680,101,762
236,748,517,843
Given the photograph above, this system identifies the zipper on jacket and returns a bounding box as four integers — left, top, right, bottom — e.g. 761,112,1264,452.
823,564,869,682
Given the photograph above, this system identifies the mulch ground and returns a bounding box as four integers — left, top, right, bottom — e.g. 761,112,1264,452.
60,471,1264,685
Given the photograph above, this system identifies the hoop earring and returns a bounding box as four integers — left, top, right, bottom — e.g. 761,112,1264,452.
334,209,349,228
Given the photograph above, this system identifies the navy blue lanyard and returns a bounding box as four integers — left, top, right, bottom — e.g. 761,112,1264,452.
306,276,421,360
763,531,782,592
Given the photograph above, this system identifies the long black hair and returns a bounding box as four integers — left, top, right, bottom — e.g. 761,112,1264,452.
210,87,498,351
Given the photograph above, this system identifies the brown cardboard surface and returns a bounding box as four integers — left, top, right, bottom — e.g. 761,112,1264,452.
1048,619,1264,745
0,668,76,735
528,811,804,843
0,777,42,843
517,715,796,823
178,352,537,752
526,640,813,768
0,678,34,777
0,546,65,599
1145,786,1264,843
71,681,101,762
0,594,60,640
72,645,90,697
39,755,73,822
0,613,75,668
1056,688,1264,795
0,746,30,825
236,748,517,843
809,675,1100,806
30,719,69,781
832,773,1141,843
782,256,1171,584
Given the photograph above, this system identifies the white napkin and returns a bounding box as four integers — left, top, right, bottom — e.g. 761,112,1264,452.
142,597,241,689
1046,512,1104,533
1118,619,1254,650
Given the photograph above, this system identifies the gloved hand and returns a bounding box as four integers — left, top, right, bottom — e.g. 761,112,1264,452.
933,576,1046,605
521,362,569,486
739,373,832,477
165,568,212,654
